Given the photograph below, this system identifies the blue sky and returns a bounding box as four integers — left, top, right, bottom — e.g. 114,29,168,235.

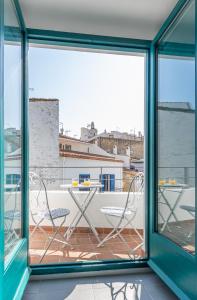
5,46,195,134
159,57,195,108
29,47,145,138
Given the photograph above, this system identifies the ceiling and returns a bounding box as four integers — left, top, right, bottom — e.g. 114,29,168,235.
19,0,178,40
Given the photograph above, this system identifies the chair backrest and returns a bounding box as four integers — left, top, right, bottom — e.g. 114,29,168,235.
29,172,53,223
4,180,21,235
123,173,144,216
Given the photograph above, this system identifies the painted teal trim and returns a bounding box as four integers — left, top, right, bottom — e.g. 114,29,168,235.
13,267,30,300
3,240,29,300
194,0,197,263
149,0,197,299
12,0,26,31
21,31,29,244
153,0,190,45
158,42,195,57
27,28,151,51
0,0,29,299
145,49,151,259
31,260,148,276
148,260,190,300
27,30,150,274
149,43,156,237
0,0,4,298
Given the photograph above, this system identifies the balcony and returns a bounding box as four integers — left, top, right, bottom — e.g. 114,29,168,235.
29,188,145,264
28,170,195,264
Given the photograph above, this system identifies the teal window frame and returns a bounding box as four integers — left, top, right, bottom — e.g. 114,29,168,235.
1,0,197,299
148,0,197,299
0,0,30,298
27,31,150,275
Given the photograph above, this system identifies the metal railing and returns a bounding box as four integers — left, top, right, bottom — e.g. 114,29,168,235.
159,166,195,186
29,165,138,192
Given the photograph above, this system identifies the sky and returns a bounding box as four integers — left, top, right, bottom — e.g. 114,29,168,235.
159,57,195,108
5,45,195,135
28,47,145,138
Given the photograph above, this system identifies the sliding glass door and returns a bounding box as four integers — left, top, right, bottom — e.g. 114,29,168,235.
149,1,197,299
4,0,23,263
0,0,29,299
28,45,146,266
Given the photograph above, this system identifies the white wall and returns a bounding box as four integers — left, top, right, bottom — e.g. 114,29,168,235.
61,157,123,191
29,188,195,230
29,191,145,229
158,108,195,185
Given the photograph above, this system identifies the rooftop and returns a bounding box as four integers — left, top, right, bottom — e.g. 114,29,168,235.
60,150,123,162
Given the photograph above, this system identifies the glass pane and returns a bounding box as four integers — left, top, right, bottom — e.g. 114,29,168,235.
28,45,146,265
4,0,22,261
157,0,195,254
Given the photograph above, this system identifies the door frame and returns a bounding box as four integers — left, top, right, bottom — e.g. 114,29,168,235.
0,0,30,299
1,0,195,299
148,0,197,299
27,30,150,276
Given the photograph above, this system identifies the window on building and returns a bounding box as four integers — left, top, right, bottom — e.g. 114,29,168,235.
64,144,71,151
100,174,115,192
6,174,21,185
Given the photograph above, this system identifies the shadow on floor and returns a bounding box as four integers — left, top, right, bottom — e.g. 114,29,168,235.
23,271,178,300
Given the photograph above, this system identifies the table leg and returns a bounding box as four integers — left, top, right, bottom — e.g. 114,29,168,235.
160,189,183,232
64,188,101,243
64,190,93,240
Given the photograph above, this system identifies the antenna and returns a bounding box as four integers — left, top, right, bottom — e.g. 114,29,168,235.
59,122,64,135
65,129,71,136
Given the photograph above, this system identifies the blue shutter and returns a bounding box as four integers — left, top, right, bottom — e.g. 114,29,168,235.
100,174,105,192
110,174,115,191
6,174,11,184
100,174,115,191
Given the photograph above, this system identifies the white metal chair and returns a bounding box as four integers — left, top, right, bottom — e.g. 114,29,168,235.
4,181,21,256
97,173,144,257
180,205,195,240
29,172,72,263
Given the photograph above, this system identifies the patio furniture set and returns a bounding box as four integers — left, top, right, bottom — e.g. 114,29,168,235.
5,172,195,263
29,172,144,263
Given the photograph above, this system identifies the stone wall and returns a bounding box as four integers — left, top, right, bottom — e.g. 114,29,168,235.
29,98,62,186
96,137,144,160
158,108,195,186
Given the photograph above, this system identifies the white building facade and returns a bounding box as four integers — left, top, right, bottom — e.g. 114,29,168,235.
29,98,124,191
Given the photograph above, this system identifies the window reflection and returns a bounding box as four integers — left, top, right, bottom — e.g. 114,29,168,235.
4,0,22,261
157,0,195,254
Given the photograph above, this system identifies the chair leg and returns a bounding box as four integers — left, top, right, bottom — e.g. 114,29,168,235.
97,228,117,248
30,218,47,238
39,218,72,263
39,220,64,263
106,217,131,249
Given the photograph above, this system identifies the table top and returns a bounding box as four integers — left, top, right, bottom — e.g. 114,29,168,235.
4,184,19,189
60,183,103,189
158,183,188,189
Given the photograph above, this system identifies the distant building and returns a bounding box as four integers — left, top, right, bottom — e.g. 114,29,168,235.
4,127,21,154
158,102,195,185
29,98,124,191
80,124,144,161
81,122,98,140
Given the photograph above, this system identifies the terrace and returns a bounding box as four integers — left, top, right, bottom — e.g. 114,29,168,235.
27,168,195,265
1,0,197,299
28,169,145,264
